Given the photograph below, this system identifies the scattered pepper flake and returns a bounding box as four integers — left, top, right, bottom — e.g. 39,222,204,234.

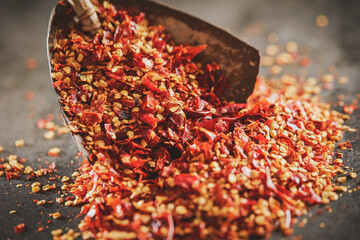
14,223,26,234
338,141,352,150
24,166,34,174
14,139,25,147
32,186,41,193
31,182,40,187
48,147,61,157
37,200,46,206
51,229,63,236
349,172,357,179
337,176,347,183
50,212,62,219
62,176,70,182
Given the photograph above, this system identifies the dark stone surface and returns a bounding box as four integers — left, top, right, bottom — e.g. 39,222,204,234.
0,0,359,239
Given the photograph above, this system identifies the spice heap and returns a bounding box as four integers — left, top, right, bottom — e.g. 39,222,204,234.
50,1,352,239
0,153,57,181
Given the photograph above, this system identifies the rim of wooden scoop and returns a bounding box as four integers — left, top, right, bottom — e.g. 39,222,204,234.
47,0,260,160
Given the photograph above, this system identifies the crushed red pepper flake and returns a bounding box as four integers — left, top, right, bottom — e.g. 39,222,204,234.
338,141,352,150
14,223,26,234
50,212,62,219
0,154,57,184
0,1,357,239
14,139,25,147
337,176,347,183
48,147,61,157
349,172,357,179
45,1,358,239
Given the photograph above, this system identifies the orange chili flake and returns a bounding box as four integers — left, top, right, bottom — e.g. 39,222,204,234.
349,172,357,179
14,139,25,147
48,147,61,157
14,223,26,234
338,141,352,150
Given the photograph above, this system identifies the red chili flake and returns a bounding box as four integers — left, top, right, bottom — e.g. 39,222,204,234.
343,103,358,115
80,112,102,125
142,75,162,94
48,1,355,240
338,141,352,150
181,45,207,61
174,173,200,191
48,147,61,157
141,95,158,112
6,172,21,180
48,162,57,170
14,223,26,234
27,174,38,181
139,113,158,128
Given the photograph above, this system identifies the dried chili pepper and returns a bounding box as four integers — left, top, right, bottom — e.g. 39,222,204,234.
49,1,352,239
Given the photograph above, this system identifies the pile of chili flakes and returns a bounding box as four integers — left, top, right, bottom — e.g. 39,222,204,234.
48,1,355,239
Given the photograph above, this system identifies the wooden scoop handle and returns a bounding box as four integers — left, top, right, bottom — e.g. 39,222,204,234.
67,0,101,33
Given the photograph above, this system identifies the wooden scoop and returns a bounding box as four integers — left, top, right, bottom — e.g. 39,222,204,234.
66,0,101,33
47,0,260,159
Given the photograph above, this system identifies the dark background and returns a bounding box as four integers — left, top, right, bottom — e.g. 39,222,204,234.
0,0,359,239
